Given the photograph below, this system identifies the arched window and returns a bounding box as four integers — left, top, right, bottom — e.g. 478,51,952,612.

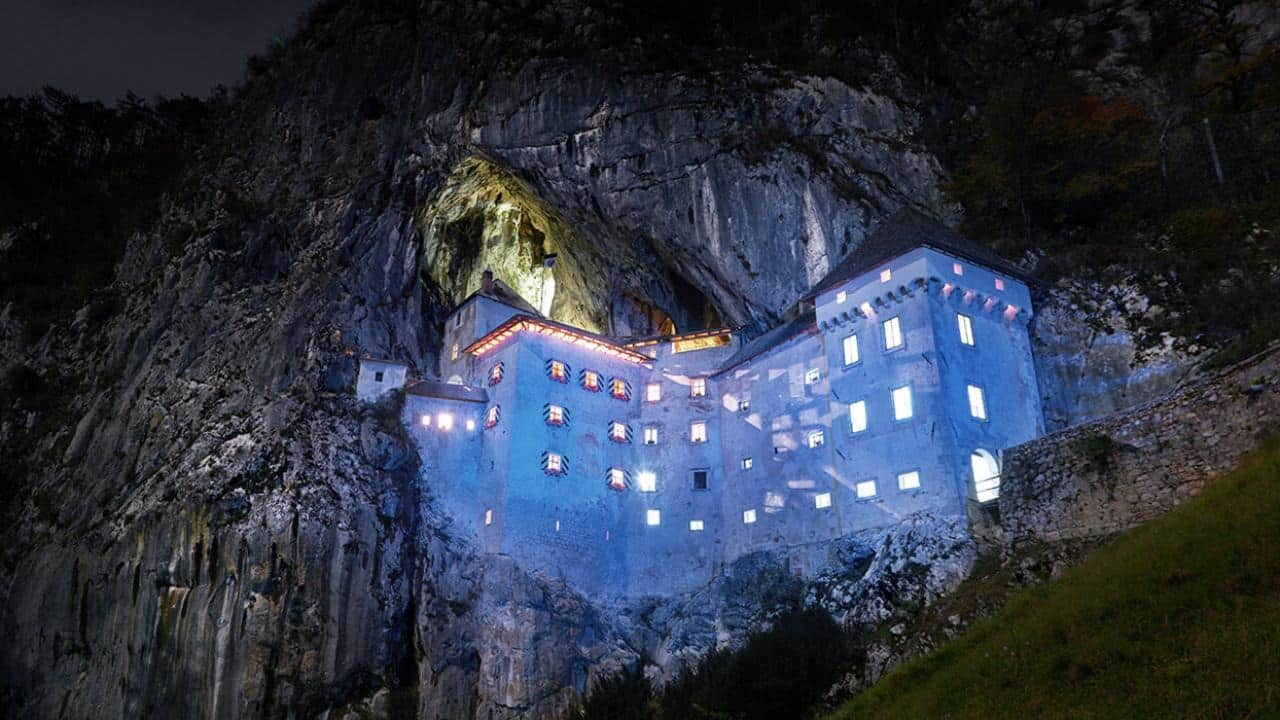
971,449,1001,503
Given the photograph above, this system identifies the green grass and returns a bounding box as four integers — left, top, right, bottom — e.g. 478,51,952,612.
827,438,1280,720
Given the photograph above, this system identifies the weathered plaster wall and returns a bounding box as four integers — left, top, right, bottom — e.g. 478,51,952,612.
1000,343,1280,544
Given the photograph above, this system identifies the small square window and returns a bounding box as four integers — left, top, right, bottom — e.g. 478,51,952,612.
807,430,825,449
645,383,662,402
374,371,384,382
842,334,860,366
610,421,629,442
743,509,757,524
607,467,627,491
420,414,431,427
804,368,821,385
849,400,868,433
488,363,505,385
643,427,658,445
437,413,454,431
898,471,921,490
583,370,601,392
815,492,832,509
646,509,661,526
549,360,568,382
994,277,1006,291
738,399,751,413
545,452,563,473
880,267,892,283
856,480,877,498
892,386,913,420
690,421,707,443
953,262,964,276
836,290,847,304
690,377,707,398
466,419,476,431
547,405,566,426
636,471,656,492
957,314,975,346
967,384,987,420
689,519,705,531
610,378,630,400
692,469,709,490
883,317,903,350
741,457,753,470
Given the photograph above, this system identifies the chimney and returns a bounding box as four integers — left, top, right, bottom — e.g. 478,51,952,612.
481,268,494,293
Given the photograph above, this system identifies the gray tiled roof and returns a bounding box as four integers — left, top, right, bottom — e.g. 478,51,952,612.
405,380,489,403
806,208,1030,300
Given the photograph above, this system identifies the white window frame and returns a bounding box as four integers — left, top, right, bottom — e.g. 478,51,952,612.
842,334,860,366
741,457,753,470
957,313,975,347
547,405,566,425
636,471,656,492
967,384,987,420
690,421,708,443
891,385,913,421
897,470,921,490
815,492,832,509
849,400,868,433
856,479,877,499
645,382,661,402
643,427,658,445
804,367,821,385
882,316,903,350
807,430,825,449
690,377,707,398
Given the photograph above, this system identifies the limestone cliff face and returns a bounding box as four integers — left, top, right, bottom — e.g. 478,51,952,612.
0,1,1193,718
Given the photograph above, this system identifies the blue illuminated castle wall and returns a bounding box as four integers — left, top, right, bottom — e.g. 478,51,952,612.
360,218,1045,599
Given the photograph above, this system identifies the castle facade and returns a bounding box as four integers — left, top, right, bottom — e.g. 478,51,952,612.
358,211,1045,598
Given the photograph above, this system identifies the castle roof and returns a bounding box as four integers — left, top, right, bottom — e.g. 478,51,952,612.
458,277,541,317
714,309,817,376
464,314,653,365
805,208,1030,300
405,379,489,403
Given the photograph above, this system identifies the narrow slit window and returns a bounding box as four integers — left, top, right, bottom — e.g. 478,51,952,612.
451,343,459,360
849,400,868,433
883,317,903,350
484,509,493,525
957,313,975,346
967,384,987,420
897,471,921,490
815,492,832,509
891,385,913,420
842,334,860,366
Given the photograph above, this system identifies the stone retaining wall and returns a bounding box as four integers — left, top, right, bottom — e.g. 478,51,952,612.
999,343,1280,544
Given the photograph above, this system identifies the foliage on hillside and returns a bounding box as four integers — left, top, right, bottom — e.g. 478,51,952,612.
828,436,1280,720
0,88,214,340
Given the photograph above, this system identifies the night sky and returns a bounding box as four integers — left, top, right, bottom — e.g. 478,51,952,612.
1,0,316,101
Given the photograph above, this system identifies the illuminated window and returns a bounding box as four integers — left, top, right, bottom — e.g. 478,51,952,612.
689,520,704,531
484,509,493,525
842,334,860,366
836,290,847,304
967,384,987,420
690,377,707,397
692,469,709,490
645,382,661,402
548,360,568,383
804,368,821,385
488,363,505,385
582,370,601,392
738,399,750,413
957,313,975,346
741,457,753,470
451,343,459,360
636,471,657,492
466,418,476,431
994,277,1005,291
880,267,892,283
815,492,832,509
892,385,913,420
607,467,627,491
544,452,565,475
883,317,903,350
898,471,921,490
555,520,561,532
546,404,566,426
643,427,658,445
690,421,707,443
856,479,877,498
743,509,757,524
420,414,431,427
610,378,630,400
646,509,661,526
483,405,500,429
437,413,454,431
609,421,629,443
953,262,964,276
973,449,1001,502
374,371,384,382
849,400,867,433
807,430,825,449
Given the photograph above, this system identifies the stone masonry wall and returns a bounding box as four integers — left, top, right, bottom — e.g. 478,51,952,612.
1000,343,1280,544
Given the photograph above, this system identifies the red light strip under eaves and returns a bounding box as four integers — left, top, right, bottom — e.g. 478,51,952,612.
464,318,651,365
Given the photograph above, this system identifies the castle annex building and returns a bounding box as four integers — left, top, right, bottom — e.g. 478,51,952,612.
357,210,1045,598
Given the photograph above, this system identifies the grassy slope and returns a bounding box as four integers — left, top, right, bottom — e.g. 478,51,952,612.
828,439,1280,720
